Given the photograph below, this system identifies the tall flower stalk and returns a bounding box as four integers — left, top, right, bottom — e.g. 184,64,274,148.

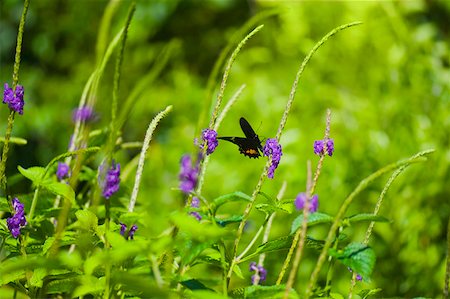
0,0,30,192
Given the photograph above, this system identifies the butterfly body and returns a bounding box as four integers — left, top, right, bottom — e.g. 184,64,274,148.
218,117,263,158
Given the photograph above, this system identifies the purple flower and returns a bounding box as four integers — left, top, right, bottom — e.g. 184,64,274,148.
3,83,24,115
56,162,70,181
6,198,27,238
201,129,218,155
179,155,199,194
313,138,334,157
119,223,138,240
294,192,319,213
120,223,127,236
72,106,96,122
189,196,202,221
99,161,121,199
129,224,138,240
249,261,267,284
263,138,282,179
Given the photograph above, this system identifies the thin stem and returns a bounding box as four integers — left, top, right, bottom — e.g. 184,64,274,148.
128,106,173,212
12,0,30,87
237,216,269,262
0,112,15,191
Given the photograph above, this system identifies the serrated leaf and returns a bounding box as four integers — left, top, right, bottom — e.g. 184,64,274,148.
358,288,382,299
18,166,45,184
329,243,376,282
45,181,75,203
46,274,80,294
290,212,334,234
212,191,252,212
30,267,47,287
345,213,389,224
255,203,291,215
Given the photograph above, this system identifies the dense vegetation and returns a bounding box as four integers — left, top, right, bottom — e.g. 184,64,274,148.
1,0,449,298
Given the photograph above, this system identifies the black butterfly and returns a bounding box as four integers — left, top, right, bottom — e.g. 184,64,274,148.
218,117,263,158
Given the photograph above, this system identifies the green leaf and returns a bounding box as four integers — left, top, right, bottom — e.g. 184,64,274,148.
214,215,243,227
328,242,376,282
190,290,228,299
212,191,252,212
230,285,299,299
290,212,334,233
18,166,46,184
241,235,324,262
0,136,27,145
344,213,390,224
30,267,47,287
233,264,244,279
46,274,80,294
181,279,214,291
74,209,99,233
255,203,291,215
44,181,76,203
358,288,382,299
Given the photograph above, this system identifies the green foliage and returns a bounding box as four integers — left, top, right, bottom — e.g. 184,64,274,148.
0,0,447,298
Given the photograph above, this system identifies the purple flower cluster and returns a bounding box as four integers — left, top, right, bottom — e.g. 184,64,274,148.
120,223,138,240
294,192,319,213
100,161,121,199
263,138,282,179
72,106,95,122
249,262,267,285
313,138,334,157
202,128,218,155
190,196,202,221
179,154,199,194
7,198,27,238
56,162,70,181
3,83,24,115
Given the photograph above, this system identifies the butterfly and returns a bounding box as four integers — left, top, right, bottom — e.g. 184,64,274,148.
218,117,263,158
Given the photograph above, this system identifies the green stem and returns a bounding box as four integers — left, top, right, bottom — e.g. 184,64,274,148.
0,112,15,191
12,0,30,86
28,187,40,220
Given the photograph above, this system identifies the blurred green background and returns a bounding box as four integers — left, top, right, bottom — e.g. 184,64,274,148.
1,0,449,297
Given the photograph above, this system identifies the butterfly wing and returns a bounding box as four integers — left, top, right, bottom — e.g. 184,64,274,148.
239,117,263,152
217,136,261,158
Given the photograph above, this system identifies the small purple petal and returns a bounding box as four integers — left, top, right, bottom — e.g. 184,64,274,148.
313,140,324,156
294,193,319,213
56,162,70,181
120,223,127,236
7,197,27,238
3,83,24,115
263,138,282,179
128,224,138,240
179,154,199,194
100,161,121,199
202,129,218,155
326,138,334,156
